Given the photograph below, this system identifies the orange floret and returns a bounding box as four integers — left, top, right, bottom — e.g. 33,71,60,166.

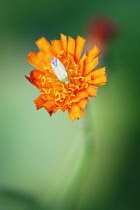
25,34,107,120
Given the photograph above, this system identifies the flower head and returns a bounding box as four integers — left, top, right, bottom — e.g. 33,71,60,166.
86,16,119,50
25,34,106,120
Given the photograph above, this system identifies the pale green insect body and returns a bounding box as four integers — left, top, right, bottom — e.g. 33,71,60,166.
51,56,70,84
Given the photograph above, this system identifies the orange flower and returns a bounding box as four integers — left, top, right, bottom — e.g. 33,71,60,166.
25,34,107,120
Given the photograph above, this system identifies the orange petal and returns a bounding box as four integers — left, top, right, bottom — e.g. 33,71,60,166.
25,70,44,89
79,52,87,63
92,76,107,86
38,50,53,64
48,111,53,116
26,51,45,70
61,96,70,111
75,89,89,99
61,34,67,52
34,95,46,110
78,98,89,109
51,40,63,55
47,107,59,116
61,104,68,112
25,75,32,83
85,46,101,64
75,36,86,62
68,103,86,120
79,52,87,67
84,57,99,75
87,85,98,97
43,100,56,111
82,72,92,83
35,37,52,53
83,67,106,84
78,52,87,75
40,93,55,101
67,36,75,57
91,67,106,78
29,70,45,89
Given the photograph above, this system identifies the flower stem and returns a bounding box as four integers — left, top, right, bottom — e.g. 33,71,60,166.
59,102,95,210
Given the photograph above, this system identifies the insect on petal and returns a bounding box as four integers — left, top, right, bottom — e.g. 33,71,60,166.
51,56,68,82
51,56,57,66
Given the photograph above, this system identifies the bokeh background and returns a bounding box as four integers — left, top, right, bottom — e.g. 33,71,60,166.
0,0,140,209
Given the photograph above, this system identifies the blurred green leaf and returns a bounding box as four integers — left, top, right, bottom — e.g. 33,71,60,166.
0,187,44,210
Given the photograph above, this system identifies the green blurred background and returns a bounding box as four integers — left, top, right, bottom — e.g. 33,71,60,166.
0,0,140,209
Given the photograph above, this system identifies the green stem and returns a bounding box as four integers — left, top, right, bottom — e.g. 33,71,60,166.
59,102,95,210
